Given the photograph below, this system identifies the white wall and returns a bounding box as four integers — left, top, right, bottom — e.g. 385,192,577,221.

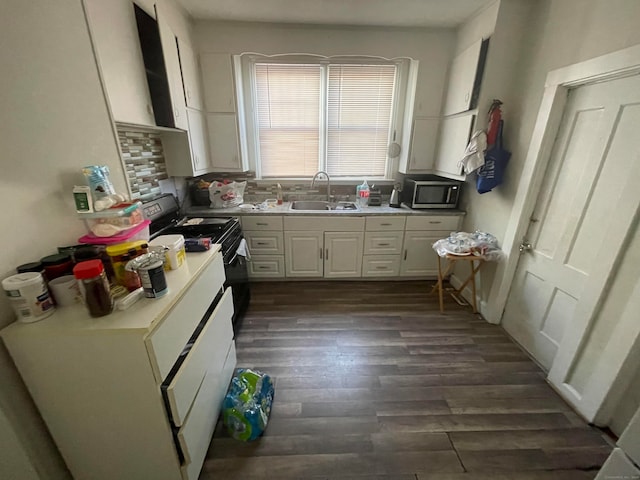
0,1,127,478
456,0,640,312
194,21,456,118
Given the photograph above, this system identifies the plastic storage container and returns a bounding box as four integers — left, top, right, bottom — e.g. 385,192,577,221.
149,235,186,271
78,219,150,246
73,260,113,317
78,202,144,237
105,240,149,289
2,272,55,322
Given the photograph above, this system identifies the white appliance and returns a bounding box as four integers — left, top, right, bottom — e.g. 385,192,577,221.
596,407,640,478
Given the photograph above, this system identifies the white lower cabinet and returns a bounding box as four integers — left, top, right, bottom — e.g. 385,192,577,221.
1,251,234,480
363,255,402,277
400,215,461,277
284,230,324,277
324,232,364,278
283,217,365,279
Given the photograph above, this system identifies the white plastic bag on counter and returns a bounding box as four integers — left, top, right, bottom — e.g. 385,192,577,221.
209,181,246,209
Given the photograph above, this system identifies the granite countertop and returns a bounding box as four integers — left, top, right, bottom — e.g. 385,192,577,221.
186,202,466,217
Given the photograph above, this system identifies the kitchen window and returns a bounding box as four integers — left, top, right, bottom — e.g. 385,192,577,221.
236,54,417,180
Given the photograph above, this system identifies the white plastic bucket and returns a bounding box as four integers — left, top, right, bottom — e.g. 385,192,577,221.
150,234,186,270
2,272,55,323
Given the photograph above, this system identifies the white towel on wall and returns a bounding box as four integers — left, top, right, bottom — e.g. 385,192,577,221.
459,130,487,174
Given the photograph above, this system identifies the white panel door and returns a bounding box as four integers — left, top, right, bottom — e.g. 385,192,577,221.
502,75,640,371
324,232,363,278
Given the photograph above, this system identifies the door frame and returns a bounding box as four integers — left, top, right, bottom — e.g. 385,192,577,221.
486,43,640,422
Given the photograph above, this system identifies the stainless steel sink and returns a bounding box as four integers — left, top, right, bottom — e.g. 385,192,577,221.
289,201,359,211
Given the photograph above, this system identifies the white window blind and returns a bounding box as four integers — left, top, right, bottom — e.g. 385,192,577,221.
255,63,321,177
327,64,396,177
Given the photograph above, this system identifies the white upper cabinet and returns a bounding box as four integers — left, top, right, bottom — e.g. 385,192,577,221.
83,0,155,126
155,5,188,130
179,41,204,110
434,113,475,176
401,117,440,173
442,39,486,116
206,113,247,172
201,54,236,113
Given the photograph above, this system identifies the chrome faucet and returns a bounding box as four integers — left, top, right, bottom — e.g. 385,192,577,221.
311,171,331,202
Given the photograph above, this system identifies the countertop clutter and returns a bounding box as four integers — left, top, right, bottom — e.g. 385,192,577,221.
1,246,236,480
187,201,466,217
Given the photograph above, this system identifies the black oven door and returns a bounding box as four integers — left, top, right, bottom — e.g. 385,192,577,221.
224,237,251,334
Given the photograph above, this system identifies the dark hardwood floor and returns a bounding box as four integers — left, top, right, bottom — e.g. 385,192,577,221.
201,281,611,480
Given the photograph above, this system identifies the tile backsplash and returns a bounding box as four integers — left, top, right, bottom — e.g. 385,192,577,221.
117,129,168,200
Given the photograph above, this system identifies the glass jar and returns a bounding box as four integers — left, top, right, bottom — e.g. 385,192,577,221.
73,260,113,318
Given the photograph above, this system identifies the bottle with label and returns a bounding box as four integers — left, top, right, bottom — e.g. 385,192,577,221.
358,180,370,207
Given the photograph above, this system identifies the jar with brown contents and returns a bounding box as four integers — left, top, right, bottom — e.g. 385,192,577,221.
73,260,113,318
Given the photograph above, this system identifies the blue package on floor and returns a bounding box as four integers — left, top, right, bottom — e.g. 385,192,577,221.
222,368,275,441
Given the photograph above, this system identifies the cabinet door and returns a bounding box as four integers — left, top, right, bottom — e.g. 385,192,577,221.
434,113,475,176
187,108,211,175
207,113,247,171
400,231,444,277
178,41,203,110
201,53,236,113
156,7,188,130
443,39,483,116
83,0,155,126
324,232,363,278
403,117,440,172
284,231,323,277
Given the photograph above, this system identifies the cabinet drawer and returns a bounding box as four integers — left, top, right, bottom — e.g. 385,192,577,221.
365,216,406,231
245,231,284,254
241,216,283,231
163,288,234,427
363,231,404,255
284,216,364,231
362,255,401,277
248,255,285,278
179,341,236,480
405,215,461,231
146,254,225,382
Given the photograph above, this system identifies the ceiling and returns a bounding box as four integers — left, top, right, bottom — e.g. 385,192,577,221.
176,0,495,28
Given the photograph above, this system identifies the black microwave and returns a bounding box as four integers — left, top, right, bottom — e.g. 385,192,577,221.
403,177,462,209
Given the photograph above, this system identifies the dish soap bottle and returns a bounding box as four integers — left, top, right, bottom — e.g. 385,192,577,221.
276,183,283,205
357,180,369,207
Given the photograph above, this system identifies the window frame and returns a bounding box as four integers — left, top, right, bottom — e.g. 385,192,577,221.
235,53,418,182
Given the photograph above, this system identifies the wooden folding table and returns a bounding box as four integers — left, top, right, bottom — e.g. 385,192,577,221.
431,253,485,313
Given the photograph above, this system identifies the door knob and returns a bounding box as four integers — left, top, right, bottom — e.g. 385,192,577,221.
519,241,532,253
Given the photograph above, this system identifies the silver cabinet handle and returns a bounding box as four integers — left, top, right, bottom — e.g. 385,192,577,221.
380,223,392,226
377,243,390,247
258,266,270,269
325,248,329,260
429,220,442,224
375,266,387,270
256,242,268,245
403,250,407,260
256,222,268,226
320,248,323,259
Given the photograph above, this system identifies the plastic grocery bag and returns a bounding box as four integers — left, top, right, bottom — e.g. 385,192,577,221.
222,368,275,441
209,180,247,209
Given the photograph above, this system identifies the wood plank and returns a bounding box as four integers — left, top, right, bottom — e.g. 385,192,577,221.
449,429,610,451
379,413,572,433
